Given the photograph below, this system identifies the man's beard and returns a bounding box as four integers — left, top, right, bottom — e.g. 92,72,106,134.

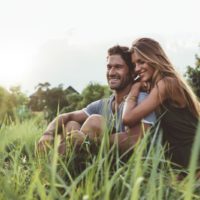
109,75,132,91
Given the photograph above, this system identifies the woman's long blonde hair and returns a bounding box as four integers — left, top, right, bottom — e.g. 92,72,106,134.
130,37,200,118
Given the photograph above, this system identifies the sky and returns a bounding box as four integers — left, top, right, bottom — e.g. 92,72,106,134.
0,0,200,94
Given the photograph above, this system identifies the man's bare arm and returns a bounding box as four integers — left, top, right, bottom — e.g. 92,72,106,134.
43,110,88,136
37,110,88,150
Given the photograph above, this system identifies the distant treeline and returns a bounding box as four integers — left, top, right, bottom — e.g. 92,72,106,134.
0,82,111,123
29,82,111,121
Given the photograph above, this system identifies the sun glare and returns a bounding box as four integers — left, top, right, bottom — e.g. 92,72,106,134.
0,50,31,89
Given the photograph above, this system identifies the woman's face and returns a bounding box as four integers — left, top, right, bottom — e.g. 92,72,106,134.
131,52,155,82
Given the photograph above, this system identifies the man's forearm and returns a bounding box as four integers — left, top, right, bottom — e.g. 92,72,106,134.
42,111,88,137
43,114,70,136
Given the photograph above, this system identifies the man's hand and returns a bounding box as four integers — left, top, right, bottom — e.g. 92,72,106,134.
37,134,54,152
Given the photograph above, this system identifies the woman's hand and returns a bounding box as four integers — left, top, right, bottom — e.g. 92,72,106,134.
131,81,151,93
128,82,142,97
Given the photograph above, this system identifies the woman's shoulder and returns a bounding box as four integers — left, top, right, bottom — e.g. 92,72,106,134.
153,77,179,102
160,76,177,84
157,77,179,91
160,77,186,107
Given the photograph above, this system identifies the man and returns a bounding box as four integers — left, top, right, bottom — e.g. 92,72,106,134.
38,45,156,153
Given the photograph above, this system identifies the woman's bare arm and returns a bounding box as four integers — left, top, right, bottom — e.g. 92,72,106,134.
122,80,167,127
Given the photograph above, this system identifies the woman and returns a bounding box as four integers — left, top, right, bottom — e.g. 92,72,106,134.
123,37,200,169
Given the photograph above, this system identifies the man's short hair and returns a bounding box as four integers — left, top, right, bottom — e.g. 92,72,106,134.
107,45,135,71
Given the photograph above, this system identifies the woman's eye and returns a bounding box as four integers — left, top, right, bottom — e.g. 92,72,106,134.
139,60,145,64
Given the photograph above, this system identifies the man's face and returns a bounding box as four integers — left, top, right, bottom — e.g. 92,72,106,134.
106,55,133,91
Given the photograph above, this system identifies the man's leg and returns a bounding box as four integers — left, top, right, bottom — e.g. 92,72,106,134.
114,122,151,153
58,121,82,154
80,115,141,154
80,114,106,142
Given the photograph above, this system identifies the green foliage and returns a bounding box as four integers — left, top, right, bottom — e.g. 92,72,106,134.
60,92,82,113
9,85,31,121
29,83,75,121
78,82,111,108
29,82,111,121
185,52,200,98
0,85,30,123
1,119,200,199
9,85,29,107
0,86,15,121
29,82,52,111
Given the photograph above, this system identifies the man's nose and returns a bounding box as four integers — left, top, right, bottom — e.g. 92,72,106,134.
109,67,116,75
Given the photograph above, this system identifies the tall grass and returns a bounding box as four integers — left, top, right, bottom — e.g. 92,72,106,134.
0,116,200,200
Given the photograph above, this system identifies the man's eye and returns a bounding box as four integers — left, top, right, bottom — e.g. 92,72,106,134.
116,65,123,69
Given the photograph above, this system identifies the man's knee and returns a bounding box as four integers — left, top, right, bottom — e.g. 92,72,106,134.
83,114,105,128
65,121,81,132
81,114,105,138
58,121,83,155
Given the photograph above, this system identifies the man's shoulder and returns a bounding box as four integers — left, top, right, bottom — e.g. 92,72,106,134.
90,95,113,104
83,95,113,115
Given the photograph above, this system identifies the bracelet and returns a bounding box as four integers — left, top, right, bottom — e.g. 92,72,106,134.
125,96,137,102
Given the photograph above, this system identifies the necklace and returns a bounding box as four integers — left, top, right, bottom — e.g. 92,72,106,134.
112,95,127,114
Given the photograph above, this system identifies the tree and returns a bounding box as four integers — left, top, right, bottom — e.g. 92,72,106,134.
185,52,200,99
45,86,68,120
0,85,30,123
9,85,29,107
35,82,51,91
0,86,14,122
29,82,111,121
60,92,82,113
78,82,111,108
9,85,30,121
29,83,79,121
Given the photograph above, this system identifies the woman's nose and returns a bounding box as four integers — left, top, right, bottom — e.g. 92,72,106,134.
135,63,141,73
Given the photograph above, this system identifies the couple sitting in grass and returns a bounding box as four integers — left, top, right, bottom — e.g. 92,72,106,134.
38,38,200,174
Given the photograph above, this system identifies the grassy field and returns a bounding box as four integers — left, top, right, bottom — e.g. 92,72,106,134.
0,116,200,200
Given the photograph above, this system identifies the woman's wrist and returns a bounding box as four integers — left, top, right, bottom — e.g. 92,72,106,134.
131,81,151,94
129,84,140,97
124,95,137,102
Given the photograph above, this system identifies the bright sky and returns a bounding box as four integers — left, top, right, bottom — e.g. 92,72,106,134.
0,0,200,94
